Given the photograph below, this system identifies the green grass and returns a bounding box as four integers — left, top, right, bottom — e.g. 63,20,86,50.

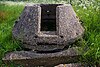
0,3,24,66
73,2,100,65
0,0,100,66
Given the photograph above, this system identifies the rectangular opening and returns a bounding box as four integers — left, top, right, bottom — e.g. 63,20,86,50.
40,4,59,31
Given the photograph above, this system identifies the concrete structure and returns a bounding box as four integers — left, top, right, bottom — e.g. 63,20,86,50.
3,4,84,66
12,4,84,51
3,47,81,67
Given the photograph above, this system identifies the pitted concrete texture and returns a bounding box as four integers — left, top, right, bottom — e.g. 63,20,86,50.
12,4,84,51
3,47,81,67
55,63,88,67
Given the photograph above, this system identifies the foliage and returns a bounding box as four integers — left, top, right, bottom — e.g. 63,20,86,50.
0,3,24,66
72,0,100,65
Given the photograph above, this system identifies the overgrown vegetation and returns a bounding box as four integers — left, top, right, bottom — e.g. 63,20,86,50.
0,0,100,66
72,0,100,65
0,3,24,66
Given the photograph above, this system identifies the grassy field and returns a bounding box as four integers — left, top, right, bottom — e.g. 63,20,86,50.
0,3,24,66
0,0,100,66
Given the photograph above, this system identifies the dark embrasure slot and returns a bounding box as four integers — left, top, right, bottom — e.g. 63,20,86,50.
40,4,61,31
41,19,56,31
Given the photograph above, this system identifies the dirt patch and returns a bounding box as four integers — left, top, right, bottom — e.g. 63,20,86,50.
0,11,8,22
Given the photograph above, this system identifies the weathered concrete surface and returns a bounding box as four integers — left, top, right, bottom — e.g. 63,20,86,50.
12,4,84,51
55,63,88,67
3,47,81,67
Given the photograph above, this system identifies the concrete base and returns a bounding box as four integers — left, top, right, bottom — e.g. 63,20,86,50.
55,63,88,67
3,47,81,67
